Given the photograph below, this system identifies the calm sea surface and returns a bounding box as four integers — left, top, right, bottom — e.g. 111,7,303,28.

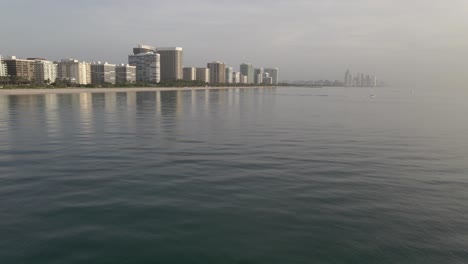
0,87,468,263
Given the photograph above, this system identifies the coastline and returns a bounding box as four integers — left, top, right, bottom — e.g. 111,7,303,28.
0,86,275,95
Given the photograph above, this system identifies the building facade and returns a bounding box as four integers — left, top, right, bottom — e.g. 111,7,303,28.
254,68,264,84
128,52,160,83
156,47,183,81
57,59,91,85
35,60,58,85
183,67,196,81
240,63,254,84
207,61,226,84
232,72,241,84
91,62,116,85
0,55,7,77
4,56,36,81
264,68,279,85
225,67,233,84
133,44,156,55
196,68,210,83
115,64,136,84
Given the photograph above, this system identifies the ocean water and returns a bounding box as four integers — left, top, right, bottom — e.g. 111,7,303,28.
0,87,467,263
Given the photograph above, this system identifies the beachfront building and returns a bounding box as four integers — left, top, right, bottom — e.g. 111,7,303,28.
91,62,116,85
196,68,210,83
183,67,196,81
240,63,254,84
128,52,160,84
240,75,248,84
115,64,136,84
57,59,91,85
34,60,57,85
264,68,279,85
232,72,241,84
156,47,183,81
254,68,264,84
225,67,233,84
207,61,226,84
0,55,7,77
4,56,36,81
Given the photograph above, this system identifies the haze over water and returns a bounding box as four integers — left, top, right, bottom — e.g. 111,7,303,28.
1,87,468,263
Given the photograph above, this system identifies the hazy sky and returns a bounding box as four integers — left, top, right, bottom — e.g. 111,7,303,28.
1,0,467,86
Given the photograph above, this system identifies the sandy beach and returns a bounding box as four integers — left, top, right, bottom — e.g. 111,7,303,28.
0,86,273,95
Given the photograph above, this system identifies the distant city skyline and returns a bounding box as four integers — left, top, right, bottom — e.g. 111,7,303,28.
1,0,467,87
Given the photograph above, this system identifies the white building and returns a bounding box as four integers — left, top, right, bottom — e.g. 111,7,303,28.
225,67,233,84
35,60,57,85
128,52,160,83
57,59,91,85
232,72,241,84
254,68,264,84
264,68,279,85
0,55,6,77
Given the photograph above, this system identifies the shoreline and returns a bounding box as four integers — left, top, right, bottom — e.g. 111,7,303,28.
0,86,275,95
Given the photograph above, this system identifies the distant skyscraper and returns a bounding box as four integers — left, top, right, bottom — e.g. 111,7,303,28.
34,59,57,84
196,68,210,83
57,59,91,85
115,64,136,84
254,68,264,84
133,44,155,55
240,63,254,84
225,67,233,84
344,70,352,87
91,62,116,85
232,72,241,84
183,67,196,81
264,68,279,85
128,52,160,83
207,61,226,84
156,47,183,81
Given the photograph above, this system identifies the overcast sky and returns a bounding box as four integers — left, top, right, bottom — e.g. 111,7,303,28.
1,0,467,87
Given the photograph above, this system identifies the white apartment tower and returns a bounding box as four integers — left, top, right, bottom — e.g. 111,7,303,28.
57,59,91,85
225,67,233,84
0,55,6,77
35,60,58,84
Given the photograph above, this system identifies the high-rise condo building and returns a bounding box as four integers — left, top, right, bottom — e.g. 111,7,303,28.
183,67,196,81
254,68,264,84
4,56,36,81
240,75,248,84
207,61,226,84
133,44,156,55
344,70,352,87
115,64,136,84
91,62,116,85
225,67,233,84
156,47,183,81
35,60,58,84
240,63,254,84
196,68,210,83
128,52,160,83
57,59,91,85
0,55,7,77
264,68,279,85
232,72,241,84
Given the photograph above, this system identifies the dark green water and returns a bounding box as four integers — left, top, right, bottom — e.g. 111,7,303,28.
1,87,467,263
